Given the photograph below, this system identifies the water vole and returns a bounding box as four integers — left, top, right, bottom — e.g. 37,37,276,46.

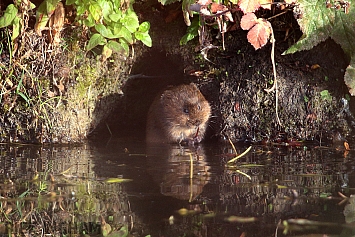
146,83,211,144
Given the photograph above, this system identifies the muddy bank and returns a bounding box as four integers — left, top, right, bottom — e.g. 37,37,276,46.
0,0,353,144
215,34,352,143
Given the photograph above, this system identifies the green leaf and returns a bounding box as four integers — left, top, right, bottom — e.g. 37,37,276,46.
11,16,21,40
119,39,129,53
0,4,18,28
135,31,152,47
66,0,76,5
320,90,332,101
120,9,139,33
283,0,334,54
95,24,109,37
138,21,150,33
46,0,61,14
117,26,133,44
83,15,95,27
284,0,355,56
105,177,132,183
158,0,180,5
106,40,125,53
112,0,122,9
89,3,102,21
100,1,113,22
344,59,355,96
87,33,106,51
283,0,355,95
109,13,122,23
95,24,115,39
110,225,128,237
180,17,199,45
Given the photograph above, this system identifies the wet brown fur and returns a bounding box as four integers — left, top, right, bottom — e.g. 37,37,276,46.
146,83,211,144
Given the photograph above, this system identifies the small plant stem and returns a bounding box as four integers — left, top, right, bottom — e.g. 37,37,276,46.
265,26,282,127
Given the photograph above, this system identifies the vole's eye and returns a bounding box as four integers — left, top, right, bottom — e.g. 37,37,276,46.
183,107,189,114
197,104,201,110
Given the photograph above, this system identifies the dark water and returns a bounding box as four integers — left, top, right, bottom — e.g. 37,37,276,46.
1,140,355,237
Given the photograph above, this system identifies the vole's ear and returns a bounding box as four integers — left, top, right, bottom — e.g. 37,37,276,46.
160,90,172,103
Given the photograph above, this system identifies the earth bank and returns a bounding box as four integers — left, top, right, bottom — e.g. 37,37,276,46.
0,1,353,144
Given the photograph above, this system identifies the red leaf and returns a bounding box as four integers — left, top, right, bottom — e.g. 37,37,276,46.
238,0,261,13
246,19,271,50
240,13,257,30
198,0,211,5
211,2,224,13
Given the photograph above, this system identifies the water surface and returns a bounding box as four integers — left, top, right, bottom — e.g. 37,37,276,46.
0,139,354,237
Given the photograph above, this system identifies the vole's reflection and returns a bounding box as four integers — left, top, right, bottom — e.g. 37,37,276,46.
146,143,210,201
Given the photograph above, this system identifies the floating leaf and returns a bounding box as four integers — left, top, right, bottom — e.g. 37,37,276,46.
227,146,252,163
101,219,112,237
0,4,18,28
108,225,128,237
225,216,257,223
105,178,132,183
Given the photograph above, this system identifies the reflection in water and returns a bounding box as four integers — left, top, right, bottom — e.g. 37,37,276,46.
146,143,210,201
0,142,354,236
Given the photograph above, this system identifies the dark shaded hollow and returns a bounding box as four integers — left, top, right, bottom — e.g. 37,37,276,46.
88,50,203,142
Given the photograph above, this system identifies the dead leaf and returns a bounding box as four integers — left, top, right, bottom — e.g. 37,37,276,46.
240,12,258,30
48,2,65,45
35,0,59,36
211,2,225,13
101,45,112,62
198,0,212,5
344,141,350,150
224,11,234,22
260,0,272,10
238,0,261,13
57,80,65,93
246,18,272,50
311,64,320,70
